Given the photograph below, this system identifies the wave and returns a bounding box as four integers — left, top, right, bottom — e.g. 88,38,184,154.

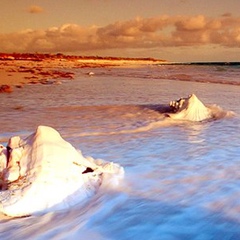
58,94,235,138
0,94,235,142
98,65,240,86
0,94,235,217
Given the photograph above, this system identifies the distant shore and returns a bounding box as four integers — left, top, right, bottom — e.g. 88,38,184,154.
0,53,167,92
1,53,239,93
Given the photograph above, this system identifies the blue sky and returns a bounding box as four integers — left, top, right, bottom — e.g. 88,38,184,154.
1,0,240,62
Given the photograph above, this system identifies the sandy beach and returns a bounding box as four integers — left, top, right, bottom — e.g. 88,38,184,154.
0,55,165,92
1,56,240,238
1,1,240,238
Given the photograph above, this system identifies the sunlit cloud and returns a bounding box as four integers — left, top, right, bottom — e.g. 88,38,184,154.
27,5,44,14
221,12,232,18
0,15,240,56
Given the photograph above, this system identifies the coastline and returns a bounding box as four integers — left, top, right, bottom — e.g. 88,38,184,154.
1,53,239,93
0,54,166,91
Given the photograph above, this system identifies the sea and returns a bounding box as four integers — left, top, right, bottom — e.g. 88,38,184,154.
0,63,240,240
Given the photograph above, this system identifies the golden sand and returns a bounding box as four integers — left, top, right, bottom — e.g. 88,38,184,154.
0,58,165,89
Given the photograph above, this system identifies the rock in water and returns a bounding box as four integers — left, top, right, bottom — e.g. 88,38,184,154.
0,126,124,217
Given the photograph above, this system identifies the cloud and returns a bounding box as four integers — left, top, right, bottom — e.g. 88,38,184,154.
221,12,232,18
0,15,240,55
175,15,207,31
27,5,44,14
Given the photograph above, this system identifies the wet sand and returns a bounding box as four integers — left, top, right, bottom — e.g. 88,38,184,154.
0,58,164,91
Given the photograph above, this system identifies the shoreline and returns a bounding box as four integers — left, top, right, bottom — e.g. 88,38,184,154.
0,57,166,91
1,54,240,93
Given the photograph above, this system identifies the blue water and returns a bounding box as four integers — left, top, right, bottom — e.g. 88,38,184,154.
0,65,240,239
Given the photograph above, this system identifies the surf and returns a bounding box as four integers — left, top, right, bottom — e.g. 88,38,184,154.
62,94,235,138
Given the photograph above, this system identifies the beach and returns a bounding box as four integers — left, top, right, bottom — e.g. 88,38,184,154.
0,59,240,239
0,55,166,90
1,0,240,238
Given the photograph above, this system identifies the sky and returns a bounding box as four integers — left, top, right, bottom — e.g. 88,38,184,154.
0,0,240,62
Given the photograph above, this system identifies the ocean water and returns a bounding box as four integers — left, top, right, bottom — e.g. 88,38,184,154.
0,64,240,240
